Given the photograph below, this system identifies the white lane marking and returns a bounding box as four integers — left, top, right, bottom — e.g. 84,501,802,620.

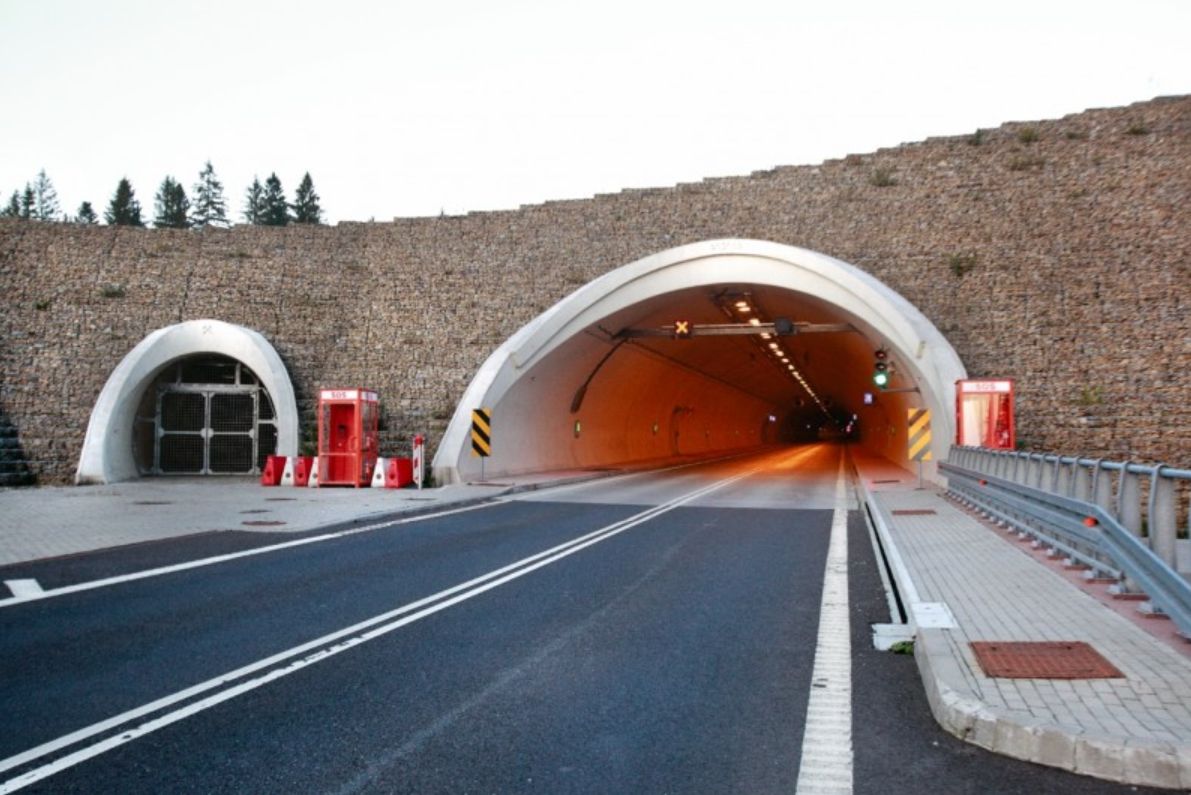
3,580,42,599
0,469,754,792
0,501,498,610
795,454,853,794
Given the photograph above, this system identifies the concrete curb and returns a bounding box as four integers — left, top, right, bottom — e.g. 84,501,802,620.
915,627,1191,789
855,470,1191,789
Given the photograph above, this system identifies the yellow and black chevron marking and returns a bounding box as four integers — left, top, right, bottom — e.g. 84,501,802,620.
908,408,932,461
471,408,492,457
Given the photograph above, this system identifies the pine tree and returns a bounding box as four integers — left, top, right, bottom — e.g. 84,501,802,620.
291,172,322,224
21,185,35,219
2,191,19,218
105,178,144,226
76,201,99,225
31,169,60,221
153,176,191,228
191,160,229,228
243,177,266,225
261,173,289,226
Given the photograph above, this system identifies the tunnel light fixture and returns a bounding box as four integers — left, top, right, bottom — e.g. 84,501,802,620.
716,293,833,419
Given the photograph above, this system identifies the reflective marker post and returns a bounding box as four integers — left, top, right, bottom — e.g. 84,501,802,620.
412,434,424,490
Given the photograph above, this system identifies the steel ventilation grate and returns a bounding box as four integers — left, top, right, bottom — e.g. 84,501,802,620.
970,641,1124,679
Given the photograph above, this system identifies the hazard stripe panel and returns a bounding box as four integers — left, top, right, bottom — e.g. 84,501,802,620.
908,409,932,461
471,408,492,457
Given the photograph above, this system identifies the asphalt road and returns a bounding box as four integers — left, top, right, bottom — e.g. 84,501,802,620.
0,446,1163,793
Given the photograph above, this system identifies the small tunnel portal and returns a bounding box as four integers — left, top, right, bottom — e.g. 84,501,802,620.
433,240,968,484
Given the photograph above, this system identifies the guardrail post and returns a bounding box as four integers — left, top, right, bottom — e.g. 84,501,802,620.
1055,457,1072,498
995,450,1010,480
1148,466,1177,569
1024,452,1043,490
1071,460,1092,503
1116,463,1144,539
1091,460,1114,514
1013,452,1027,485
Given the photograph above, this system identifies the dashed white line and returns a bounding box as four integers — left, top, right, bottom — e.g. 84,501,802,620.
3,579,42,599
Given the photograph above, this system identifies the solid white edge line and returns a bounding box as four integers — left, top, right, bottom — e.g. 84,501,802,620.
0,501,499,609
795,453,853,795
0,470,753,791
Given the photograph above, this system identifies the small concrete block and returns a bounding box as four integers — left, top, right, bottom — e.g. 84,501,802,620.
1122,739,1181,789
992,714,1045,762
1074,734,1126,782
1179,744,1191,789
1034,724,1078,771
966,704,1000,750
935,686,974,735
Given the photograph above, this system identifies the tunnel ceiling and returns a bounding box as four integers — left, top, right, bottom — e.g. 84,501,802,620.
590,283,876,419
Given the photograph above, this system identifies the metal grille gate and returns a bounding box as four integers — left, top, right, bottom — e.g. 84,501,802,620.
135,356,277,476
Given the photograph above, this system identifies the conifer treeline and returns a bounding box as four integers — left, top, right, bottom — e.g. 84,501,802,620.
2,163,324,227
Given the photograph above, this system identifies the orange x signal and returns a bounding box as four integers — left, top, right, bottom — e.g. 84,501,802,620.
674,320,691,338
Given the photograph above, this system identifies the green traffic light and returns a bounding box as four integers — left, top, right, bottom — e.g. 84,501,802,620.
873,371,889,388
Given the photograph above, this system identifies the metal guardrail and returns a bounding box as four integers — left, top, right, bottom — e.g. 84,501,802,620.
941,447,1191,640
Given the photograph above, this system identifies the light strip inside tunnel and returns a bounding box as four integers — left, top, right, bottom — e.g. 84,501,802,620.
718,293,831,418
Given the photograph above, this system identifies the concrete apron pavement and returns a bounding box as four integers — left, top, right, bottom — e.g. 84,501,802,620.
853,450,1191,790
0,471,606,568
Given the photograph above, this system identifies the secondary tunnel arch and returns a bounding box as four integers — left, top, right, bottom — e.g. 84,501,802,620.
76,319,299,485
433,239,968,484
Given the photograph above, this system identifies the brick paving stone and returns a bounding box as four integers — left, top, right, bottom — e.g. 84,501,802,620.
854,451,1191,787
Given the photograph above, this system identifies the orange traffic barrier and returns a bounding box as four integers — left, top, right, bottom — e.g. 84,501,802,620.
385,458,413,488
293,456,315,487
261,455,286,486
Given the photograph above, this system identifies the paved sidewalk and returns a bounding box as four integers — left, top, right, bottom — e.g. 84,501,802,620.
853,450,1191,789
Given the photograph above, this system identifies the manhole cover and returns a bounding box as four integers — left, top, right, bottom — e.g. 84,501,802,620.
242,520,287,527
132,501,173,506
970,641,1124,679
265,497,297,502
892,509,937,516
240,509,270,514
873,479,901,484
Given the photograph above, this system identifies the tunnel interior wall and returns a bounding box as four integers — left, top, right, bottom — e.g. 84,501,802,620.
461,337,777,480
0,96,1187,483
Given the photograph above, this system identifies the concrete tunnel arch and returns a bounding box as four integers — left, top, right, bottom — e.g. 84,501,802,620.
76,319,299,484
433,239,968,485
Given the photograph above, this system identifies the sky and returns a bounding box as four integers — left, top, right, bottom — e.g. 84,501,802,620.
1,0,1187,225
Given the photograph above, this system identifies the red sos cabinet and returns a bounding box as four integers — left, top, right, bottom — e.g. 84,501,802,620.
956,379,1016,450
317,388,379,487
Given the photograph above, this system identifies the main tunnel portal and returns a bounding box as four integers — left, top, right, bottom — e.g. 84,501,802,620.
433,239,968,485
